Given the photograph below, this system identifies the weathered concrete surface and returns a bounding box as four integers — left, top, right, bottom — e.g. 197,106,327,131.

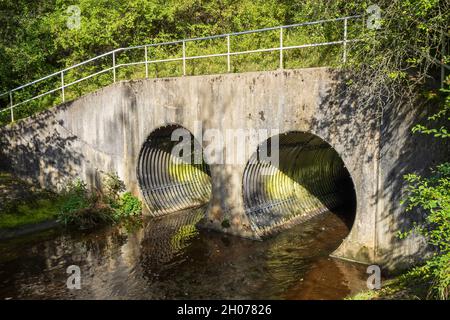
0,67,446,270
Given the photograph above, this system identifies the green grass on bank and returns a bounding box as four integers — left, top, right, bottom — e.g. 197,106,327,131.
347,270,434,300
0,198,61,229
0,172,143,231
0,172,61,229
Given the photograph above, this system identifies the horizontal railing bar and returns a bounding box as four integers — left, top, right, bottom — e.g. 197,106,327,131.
185,15,363,42
10,71,61,93
230,15,362,37
0,106,12,113
4,86,63,110
2,15,363,96
1,14,368,121
9,51,120,93
119,15,363,51
115,61,146,68
63,49,121,72
63,67,114,88
141,40,360,64
1,67,116,111
283,39,359,50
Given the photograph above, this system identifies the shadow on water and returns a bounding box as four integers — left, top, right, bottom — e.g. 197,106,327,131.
0,206,367,300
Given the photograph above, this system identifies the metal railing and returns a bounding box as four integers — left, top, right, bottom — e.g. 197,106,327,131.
0,15,363,124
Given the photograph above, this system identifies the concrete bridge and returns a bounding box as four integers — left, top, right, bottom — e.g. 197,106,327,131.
0,67,445,270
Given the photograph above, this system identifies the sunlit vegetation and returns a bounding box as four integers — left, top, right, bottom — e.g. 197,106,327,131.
0,172,142,230
0,0,448,299
0,0,368,125
57,173,143,229
0,172,60,229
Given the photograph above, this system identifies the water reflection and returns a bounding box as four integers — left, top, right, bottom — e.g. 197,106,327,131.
0,207,367,299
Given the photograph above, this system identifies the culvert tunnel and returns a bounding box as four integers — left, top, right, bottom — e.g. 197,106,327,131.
243,131,356,236
137,125,211,215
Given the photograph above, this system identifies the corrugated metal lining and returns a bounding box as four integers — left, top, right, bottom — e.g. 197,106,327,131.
137,125,211,216
138,128,354,236
243,132,353,236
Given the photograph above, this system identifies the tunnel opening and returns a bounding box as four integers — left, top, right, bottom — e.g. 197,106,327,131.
137,124,211,216
242,131,356,237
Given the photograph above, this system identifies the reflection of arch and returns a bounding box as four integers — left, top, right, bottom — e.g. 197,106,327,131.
242,131,356,236
138,207,206,277
137,124,211,216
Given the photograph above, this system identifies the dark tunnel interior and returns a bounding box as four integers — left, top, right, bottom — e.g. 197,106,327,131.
137,125,211,215
242,131,357,236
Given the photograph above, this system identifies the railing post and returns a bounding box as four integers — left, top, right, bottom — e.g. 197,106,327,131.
182,40,186,76
279,27,283,69
227,34,231,72
343,17,348,64
145,45,149,78
112,51,116,82
9,91,13,123
61,71,65,102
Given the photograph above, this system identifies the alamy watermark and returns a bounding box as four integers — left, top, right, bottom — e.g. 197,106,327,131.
366,265,381,290
169,121,280,169
66,265,81,290
367,4,382,30
66,5,81,30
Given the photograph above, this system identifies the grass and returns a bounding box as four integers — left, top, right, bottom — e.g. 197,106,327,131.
347,272,432,300
0,24,356,127
0,172,61,229
0,198,61,229
0,172,143,232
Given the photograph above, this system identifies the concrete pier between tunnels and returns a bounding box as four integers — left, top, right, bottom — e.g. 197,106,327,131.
137,127,356,239
3,68,442,268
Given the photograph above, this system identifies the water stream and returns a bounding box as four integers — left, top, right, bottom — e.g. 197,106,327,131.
0,208,367,299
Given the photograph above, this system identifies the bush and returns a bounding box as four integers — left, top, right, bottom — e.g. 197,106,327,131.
399,80,450,300
57,175,142,229
57,178,115,228
103,172,126,203
399,163,450,300
115,192,142,218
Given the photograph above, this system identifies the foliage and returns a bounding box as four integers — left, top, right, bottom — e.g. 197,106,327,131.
114,192,143,219
412,83,450,139
57,175,142,229
400,163,450,252
0,198,60,229
398,85,450,300
57,178,115,228
399,162,450,300
103,172,126,203
347,272,430,300
0,172,60,229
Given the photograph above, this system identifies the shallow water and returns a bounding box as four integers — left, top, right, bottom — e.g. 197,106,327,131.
0,208,367,299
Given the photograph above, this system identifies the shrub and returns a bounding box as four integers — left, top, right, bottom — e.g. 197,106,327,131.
399,80,450,300
399,163,450,300
57,178,115,228
103,172,126,203
57,175,142,229
113,192,143,219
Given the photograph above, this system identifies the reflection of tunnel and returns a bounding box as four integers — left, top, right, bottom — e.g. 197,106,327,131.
243,132,356,236
137,125,211,215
